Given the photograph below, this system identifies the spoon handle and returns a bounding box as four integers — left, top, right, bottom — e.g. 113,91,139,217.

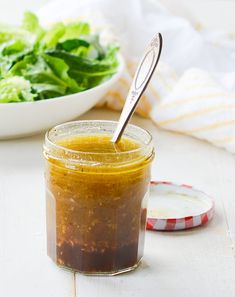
111,33,163,143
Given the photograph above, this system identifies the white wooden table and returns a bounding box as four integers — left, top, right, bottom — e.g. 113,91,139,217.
1,108,235,297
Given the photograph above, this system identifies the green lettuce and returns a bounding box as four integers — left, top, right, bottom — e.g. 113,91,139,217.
10,54,82,99
0,12,119,103
47,45,118,89
0,76,35,103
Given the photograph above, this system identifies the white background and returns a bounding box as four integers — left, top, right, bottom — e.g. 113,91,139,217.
1,0,235,31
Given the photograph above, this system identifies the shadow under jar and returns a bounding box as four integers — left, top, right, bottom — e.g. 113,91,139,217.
44,120,154,275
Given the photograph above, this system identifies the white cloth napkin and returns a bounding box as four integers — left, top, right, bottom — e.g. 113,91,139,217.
38,0,235,154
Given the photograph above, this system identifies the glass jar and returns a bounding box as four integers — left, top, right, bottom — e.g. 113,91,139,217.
44,120,154,275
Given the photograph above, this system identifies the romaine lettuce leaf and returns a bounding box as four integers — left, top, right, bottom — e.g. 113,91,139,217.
0,76,35,103
43,23,65,48
59,22,90,43
22,11,41,33
47,45,119,89
22,11,45,43
43,22,90,49
10,53,82,99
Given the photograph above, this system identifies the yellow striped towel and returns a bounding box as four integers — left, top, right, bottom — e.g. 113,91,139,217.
99,62,235,154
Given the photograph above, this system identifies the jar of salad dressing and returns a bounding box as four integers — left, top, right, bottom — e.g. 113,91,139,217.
44,120,154,275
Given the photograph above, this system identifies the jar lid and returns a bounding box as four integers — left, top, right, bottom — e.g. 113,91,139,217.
147,181,214,231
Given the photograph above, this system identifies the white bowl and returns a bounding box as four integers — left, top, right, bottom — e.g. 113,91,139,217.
0,55,124,139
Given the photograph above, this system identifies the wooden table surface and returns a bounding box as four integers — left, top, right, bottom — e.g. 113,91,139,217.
1,108,235,297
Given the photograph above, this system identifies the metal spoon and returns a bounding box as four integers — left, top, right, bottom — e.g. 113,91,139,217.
111,33,163,143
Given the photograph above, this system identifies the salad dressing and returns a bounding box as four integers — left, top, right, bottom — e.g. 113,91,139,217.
44,121,154,274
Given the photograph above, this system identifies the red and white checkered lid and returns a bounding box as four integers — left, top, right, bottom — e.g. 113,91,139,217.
147,181,214,231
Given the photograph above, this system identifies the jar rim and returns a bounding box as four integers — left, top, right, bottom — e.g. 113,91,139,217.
45,120,153,157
